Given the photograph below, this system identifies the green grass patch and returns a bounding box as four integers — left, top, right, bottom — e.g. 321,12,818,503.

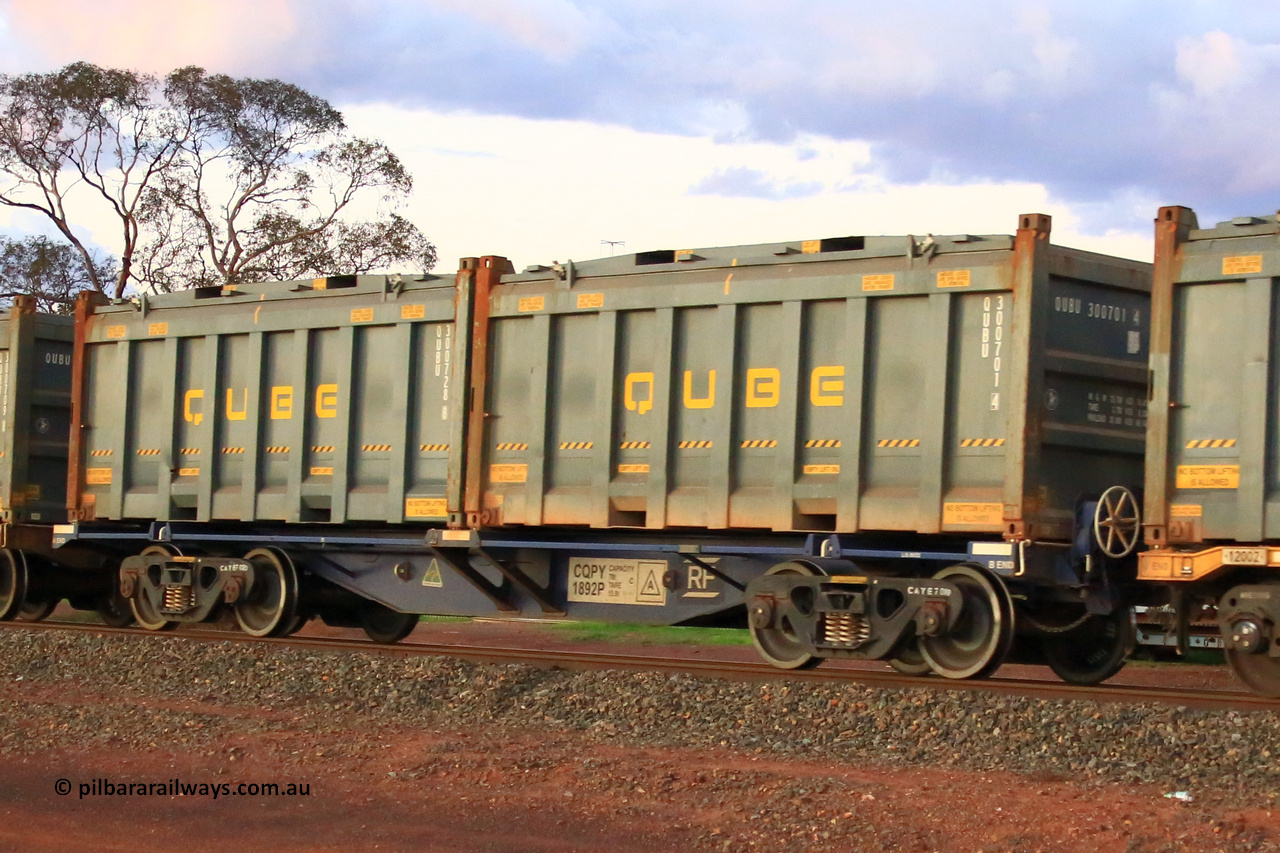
545,620,752,646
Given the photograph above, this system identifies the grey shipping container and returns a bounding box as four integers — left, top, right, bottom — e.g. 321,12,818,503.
0,296,74,530
1143,206,1280,557
472,214,1151,542
70,274,465,525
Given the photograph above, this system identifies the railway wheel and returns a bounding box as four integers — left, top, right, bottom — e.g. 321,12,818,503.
1224,617,1280,697
748,561,822,670
275,613,309,638
95,582,136,628
919,564,1014,680
888,638,932,675
1225,646,1280,697
0,549,29,621
131,546,179,631
1041,607,1134,686
234,548,300,638
16,598,57,621
359,602,419,644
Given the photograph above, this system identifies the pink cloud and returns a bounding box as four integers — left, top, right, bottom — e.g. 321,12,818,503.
8,0,298,73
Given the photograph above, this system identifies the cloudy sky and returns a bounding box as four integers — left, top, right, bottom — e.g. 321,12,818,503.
1,1,1277,271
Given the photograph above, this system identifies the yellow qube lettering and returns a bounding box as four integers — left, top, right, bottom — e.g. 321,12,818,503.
745,368,780,408
226,388,248,421
810,366,845,407
683,370,716,409
270,386,294,420
183,389,204,425
624,372,654,415
315,383,339,419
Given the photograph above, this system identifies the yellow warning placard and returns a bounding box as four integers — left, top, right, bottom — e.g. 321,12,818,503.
490,463,528,483
405,497,447,518
310,466,334,476
1223,255,1264,276
401,304,426,320
576,292,605,309
350,307,375,323
862,274,894,292
943,502,1003,525
803,464,840,475
178,467,200,477
518,296,545,312
1169,504,1203,517
801,240,822,254
85,468,112,485
936,270,972,288
617,464,649,474
148,322,168,336
106,325,126,339
567,557,667,606
1176,465,1240,489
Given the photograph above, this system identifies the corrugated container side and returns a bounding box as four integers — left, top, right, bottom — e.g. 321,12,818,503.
0,297,74,524
472,215,1150,539
1146,207,1280,546
71,276,462,524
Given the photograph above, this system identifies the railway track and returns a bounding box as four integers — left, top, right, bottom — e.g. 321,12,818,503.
1,618,1273,713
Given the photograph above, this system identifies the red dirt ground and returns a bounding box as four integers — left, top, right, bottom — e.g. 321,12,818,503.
0,614,1270,852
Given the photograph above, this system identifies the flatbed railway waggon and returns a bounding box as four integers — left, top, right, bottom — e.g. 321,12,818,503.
13,214,1152,684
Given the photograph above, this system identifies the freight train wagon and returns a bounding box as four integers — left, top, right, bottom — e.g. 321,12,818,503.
0,296,123,624
53,214,1152,682
1140,205,1280,694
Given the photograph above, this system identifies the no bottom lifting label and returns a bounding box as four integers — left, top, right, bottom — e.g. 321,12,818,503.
567,557,667,606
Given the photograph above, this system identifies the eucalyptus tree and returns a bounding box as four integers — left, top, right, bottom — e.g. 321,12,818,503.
0,62,433,298
0,62,187,298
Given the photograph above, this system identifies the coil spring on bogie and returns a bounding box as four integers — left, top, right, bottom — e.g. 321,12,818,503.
162,584,193,613
822,612,871,647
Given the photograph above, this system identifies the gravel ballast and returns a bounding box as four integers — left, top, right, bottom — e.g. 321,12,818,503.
0,630,1275,799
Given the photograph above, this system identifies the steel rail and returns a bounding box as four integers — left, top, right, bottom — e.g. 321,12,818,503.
1,619,1273,713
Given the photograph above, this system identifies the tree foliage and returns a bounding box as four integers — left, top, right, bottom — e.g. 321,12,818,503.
0,62,185,298
0,62,433,297
0,234,116,312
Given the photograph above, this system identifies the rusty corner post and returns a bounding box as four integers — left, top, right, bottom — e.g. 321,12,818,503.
1144,206,1199,546
462,256,514,529
446,258,478,528
66,289,109,521
3,296,37,524
1002,213,1052,541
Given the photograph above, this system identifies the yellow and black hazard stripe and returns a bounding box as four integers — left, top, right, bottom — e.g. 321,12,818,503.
179,448,200,456
312,445,335,453
362,444,393,452
419,443,450,452
90,449,114,457
265,446,291,454
960,438,1006,447
877,439,920,448
740,439,778,448
136,448,162,456
1185,439,1236,449
559,441,594,450
805,439,841,448
678,440,713,449
620,441,650,450
496,442,529,451
222,447,245,455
